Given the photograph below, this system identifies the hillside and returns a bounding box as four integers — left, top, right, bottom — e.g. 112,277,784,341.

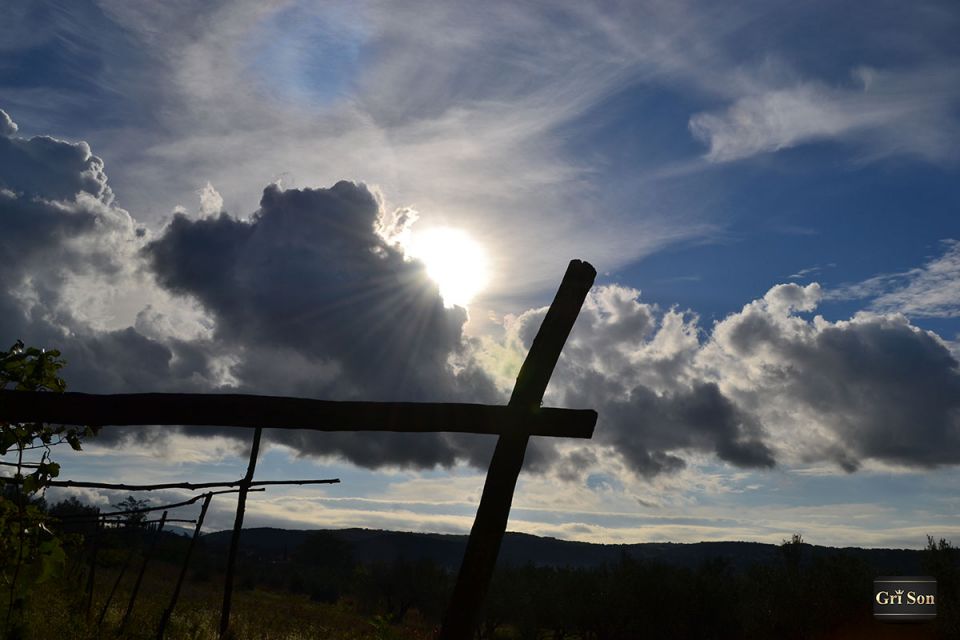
201,527,926,573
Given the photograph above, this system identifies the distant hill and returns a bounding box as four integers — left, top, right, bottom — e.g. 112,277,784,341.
201,527,926,574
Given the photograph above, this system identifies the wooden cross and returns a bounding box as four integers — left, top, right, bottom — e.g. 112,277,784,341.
0,259,597,639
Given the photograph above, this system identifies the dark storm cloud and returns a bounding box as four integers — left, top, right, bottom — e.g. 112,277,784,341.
597,383,775,476
144,180,496,402
806,320,960,469
144,180,502,468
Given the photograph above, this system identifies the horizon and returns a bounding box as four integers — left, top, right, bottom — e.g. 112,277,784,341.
195,525,937,552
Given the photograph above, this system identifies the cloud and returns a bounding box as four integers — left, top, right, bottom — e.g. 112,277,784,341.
0,110,136,331
477,280,960,480
827,239,960,318
4,107,960,484
701,284,960,472
24,1,740,302
0,109,500,469
144,180,495,402
689,67,960,163
0,125,113,204
0,109,17,137
198,181,224,216
144,179,506,468
0,109,223,403
489,285,774,478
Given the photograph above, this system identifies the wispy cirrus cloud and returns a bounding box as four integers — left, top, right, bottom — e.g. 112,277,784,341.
828,239,960,318
690,66,960,163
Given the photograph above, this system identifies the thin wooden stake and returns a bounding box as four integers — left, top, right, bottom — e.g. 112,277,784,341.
440,259,596,640
120,511,167,632
34,478,339,492
84,519,101,621
219,427,263,638
97,531,139,627
60,488,258,521
157,492,213,640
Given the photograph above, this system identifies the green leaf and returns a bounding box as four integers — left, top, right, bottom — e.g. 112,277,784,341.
22,475,39,495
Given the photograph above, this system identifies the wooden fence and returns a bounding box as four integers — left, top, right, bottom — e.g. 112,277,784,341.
0,259,597,639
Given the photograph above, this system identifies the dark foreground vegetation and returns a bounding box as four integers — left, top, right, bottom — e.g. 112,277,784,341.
3,510,959,639
2,345,958,638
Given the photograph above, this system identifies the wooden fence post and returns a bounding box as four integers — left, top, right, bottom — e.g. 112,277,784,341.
440,259,596,639
219,427,263,638
120,510,167,631
97,530,139,627
157,492,213,639
84,518,101,621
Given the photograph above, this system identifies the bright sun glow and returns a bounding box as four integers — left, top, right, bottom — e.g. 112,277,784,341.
407,227,490,308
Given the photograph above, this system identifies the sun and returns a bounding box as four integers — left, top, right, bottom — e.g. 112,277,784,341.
406,227,490,308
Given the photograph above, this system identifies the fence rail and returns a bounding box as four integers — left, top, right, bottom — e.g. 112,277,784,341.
0,390,596,438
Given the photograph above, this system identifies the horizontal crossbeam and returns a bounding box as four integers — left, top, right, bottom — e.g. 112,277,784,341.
0,390,596,439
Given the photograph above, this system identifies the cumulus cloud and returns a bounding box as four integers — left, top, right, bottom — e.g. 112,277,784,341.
0,108,501,470
702,286,960,471
144,180,495,403
477,280,960,481
4,107,960,483
0,109,220,399
487,285,774,478
143,179,505,468
0,110,134,332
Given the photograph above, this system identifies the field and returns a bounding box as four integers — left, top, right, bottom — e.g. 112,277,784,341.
10,560,433,640
3,528,957,640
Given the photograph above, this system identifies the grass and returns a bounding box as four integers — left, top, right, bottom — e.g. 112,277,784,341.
5,560,436,640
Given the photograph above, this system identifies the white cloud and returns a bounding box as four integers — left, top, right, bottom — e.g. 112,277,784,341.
828,239,960,318
0,109,17,137
690,66,960,163
473,278,960,481
198,181,224,216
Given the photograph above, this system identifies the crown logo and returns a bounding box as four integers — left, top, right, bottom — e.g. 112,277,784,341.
895,589,904,595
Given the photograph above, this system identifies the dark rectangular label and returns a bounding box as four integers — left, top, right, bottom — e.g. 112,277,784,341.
873,576,937,622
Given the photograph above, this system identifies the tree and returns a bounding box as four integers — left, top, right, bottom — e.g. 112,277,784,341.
923,536,960,637
290,531,355,603
0,340,97,631
111,496,151,528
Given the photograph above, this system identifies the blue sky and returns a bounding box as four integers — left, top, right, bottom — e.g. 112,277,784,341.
2,0,960,548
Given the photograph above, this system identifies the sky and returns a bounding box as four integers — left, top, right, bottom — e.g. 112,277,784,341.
1,0,959,549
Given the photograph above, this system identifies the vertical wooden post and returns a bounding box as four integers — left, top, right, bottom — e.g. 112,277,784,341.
97,531,139,627
84,518,101,621
157,492,213,640
121,510,167,631
219,427,263,638
440,260,596,639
